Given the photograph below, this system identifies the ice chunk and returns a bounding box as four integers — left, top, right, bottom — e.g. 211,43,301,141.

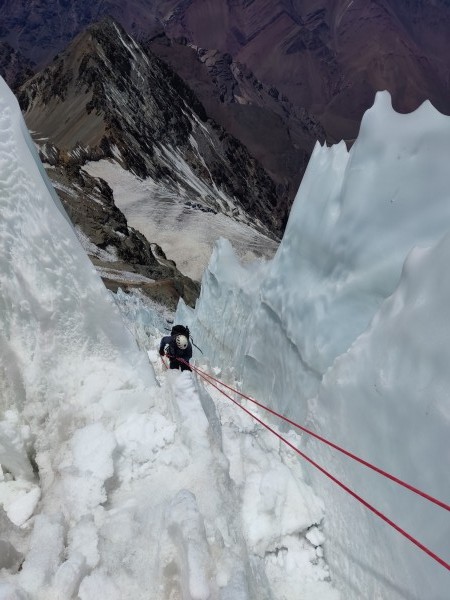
18,513,64,593
0,412,33,481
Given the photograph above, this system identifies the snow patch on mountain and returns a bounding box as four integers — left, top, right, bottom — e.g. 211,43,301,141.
84,159,278,281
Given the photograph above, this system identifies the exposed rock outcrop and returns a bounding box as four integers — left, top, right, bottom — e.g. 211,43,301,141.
162,0,450,141
42,154,200,309
147,33,326,212
0,42,35,92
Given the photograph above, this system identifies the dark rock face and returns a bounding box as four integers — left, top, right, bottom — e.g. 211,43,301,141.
0,0,171,70
147,34,326,207
161,0,450,138
0,42,35,92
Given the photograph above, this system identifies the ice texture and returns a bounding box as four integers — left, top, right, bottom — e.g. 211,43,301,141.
178,91,450,599
0,74,337,600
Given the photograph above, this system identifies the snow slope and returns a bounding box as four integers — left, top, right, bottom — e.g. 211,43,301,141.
178,92,450,599
83,159,278,281
0,77,156,442
0,76,339,598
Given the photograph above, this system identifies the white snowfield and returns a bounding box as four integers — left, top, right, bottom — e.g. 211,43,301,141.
179,92,450,599
0,76,338,599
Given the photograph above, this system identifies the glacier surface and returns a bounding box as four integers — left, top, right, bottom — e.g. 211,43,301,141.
178,91,450,599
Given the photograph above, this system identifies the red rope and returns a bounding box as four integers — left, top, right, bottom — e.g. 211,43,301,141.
181,360,450,513
183,360,449,571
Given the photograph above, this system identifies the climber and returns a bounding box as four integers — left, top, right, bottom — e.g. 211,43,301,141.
159,324,192,371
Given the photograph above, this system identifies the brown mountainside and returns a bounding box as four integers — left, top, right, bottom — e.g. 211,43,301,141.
162,0,450,140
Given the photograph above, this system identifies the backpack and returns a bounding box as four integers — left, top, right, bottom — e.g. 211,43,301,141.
171,324,190,338
169,324,203,354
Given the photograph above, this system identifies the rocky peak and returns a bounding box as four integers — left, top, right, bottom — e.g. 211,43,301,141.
148,33,325,207
3,0,450,232
19,18,283,236
15,17,284,305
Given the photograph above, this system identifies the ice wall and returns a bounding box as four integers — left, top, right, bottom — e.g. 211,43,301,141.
179,92,450,599
0,75,155,508
310,233,450,599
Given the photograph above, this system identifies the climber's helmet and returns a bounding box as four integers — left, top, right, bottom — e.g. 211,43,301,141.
175,334,188,350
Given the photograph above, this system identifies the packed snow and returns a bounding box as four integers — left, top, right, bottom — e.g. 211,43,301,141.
178,92,450,599
0,76,338,599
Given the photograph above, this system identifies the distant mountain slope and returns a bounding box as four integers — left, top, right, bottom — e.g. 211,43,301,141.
0,41,35,91
0,0,172,69
162,0,450,140
18,18,283,236
4,1,448,133
146,34,326,206
2,0,450,209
